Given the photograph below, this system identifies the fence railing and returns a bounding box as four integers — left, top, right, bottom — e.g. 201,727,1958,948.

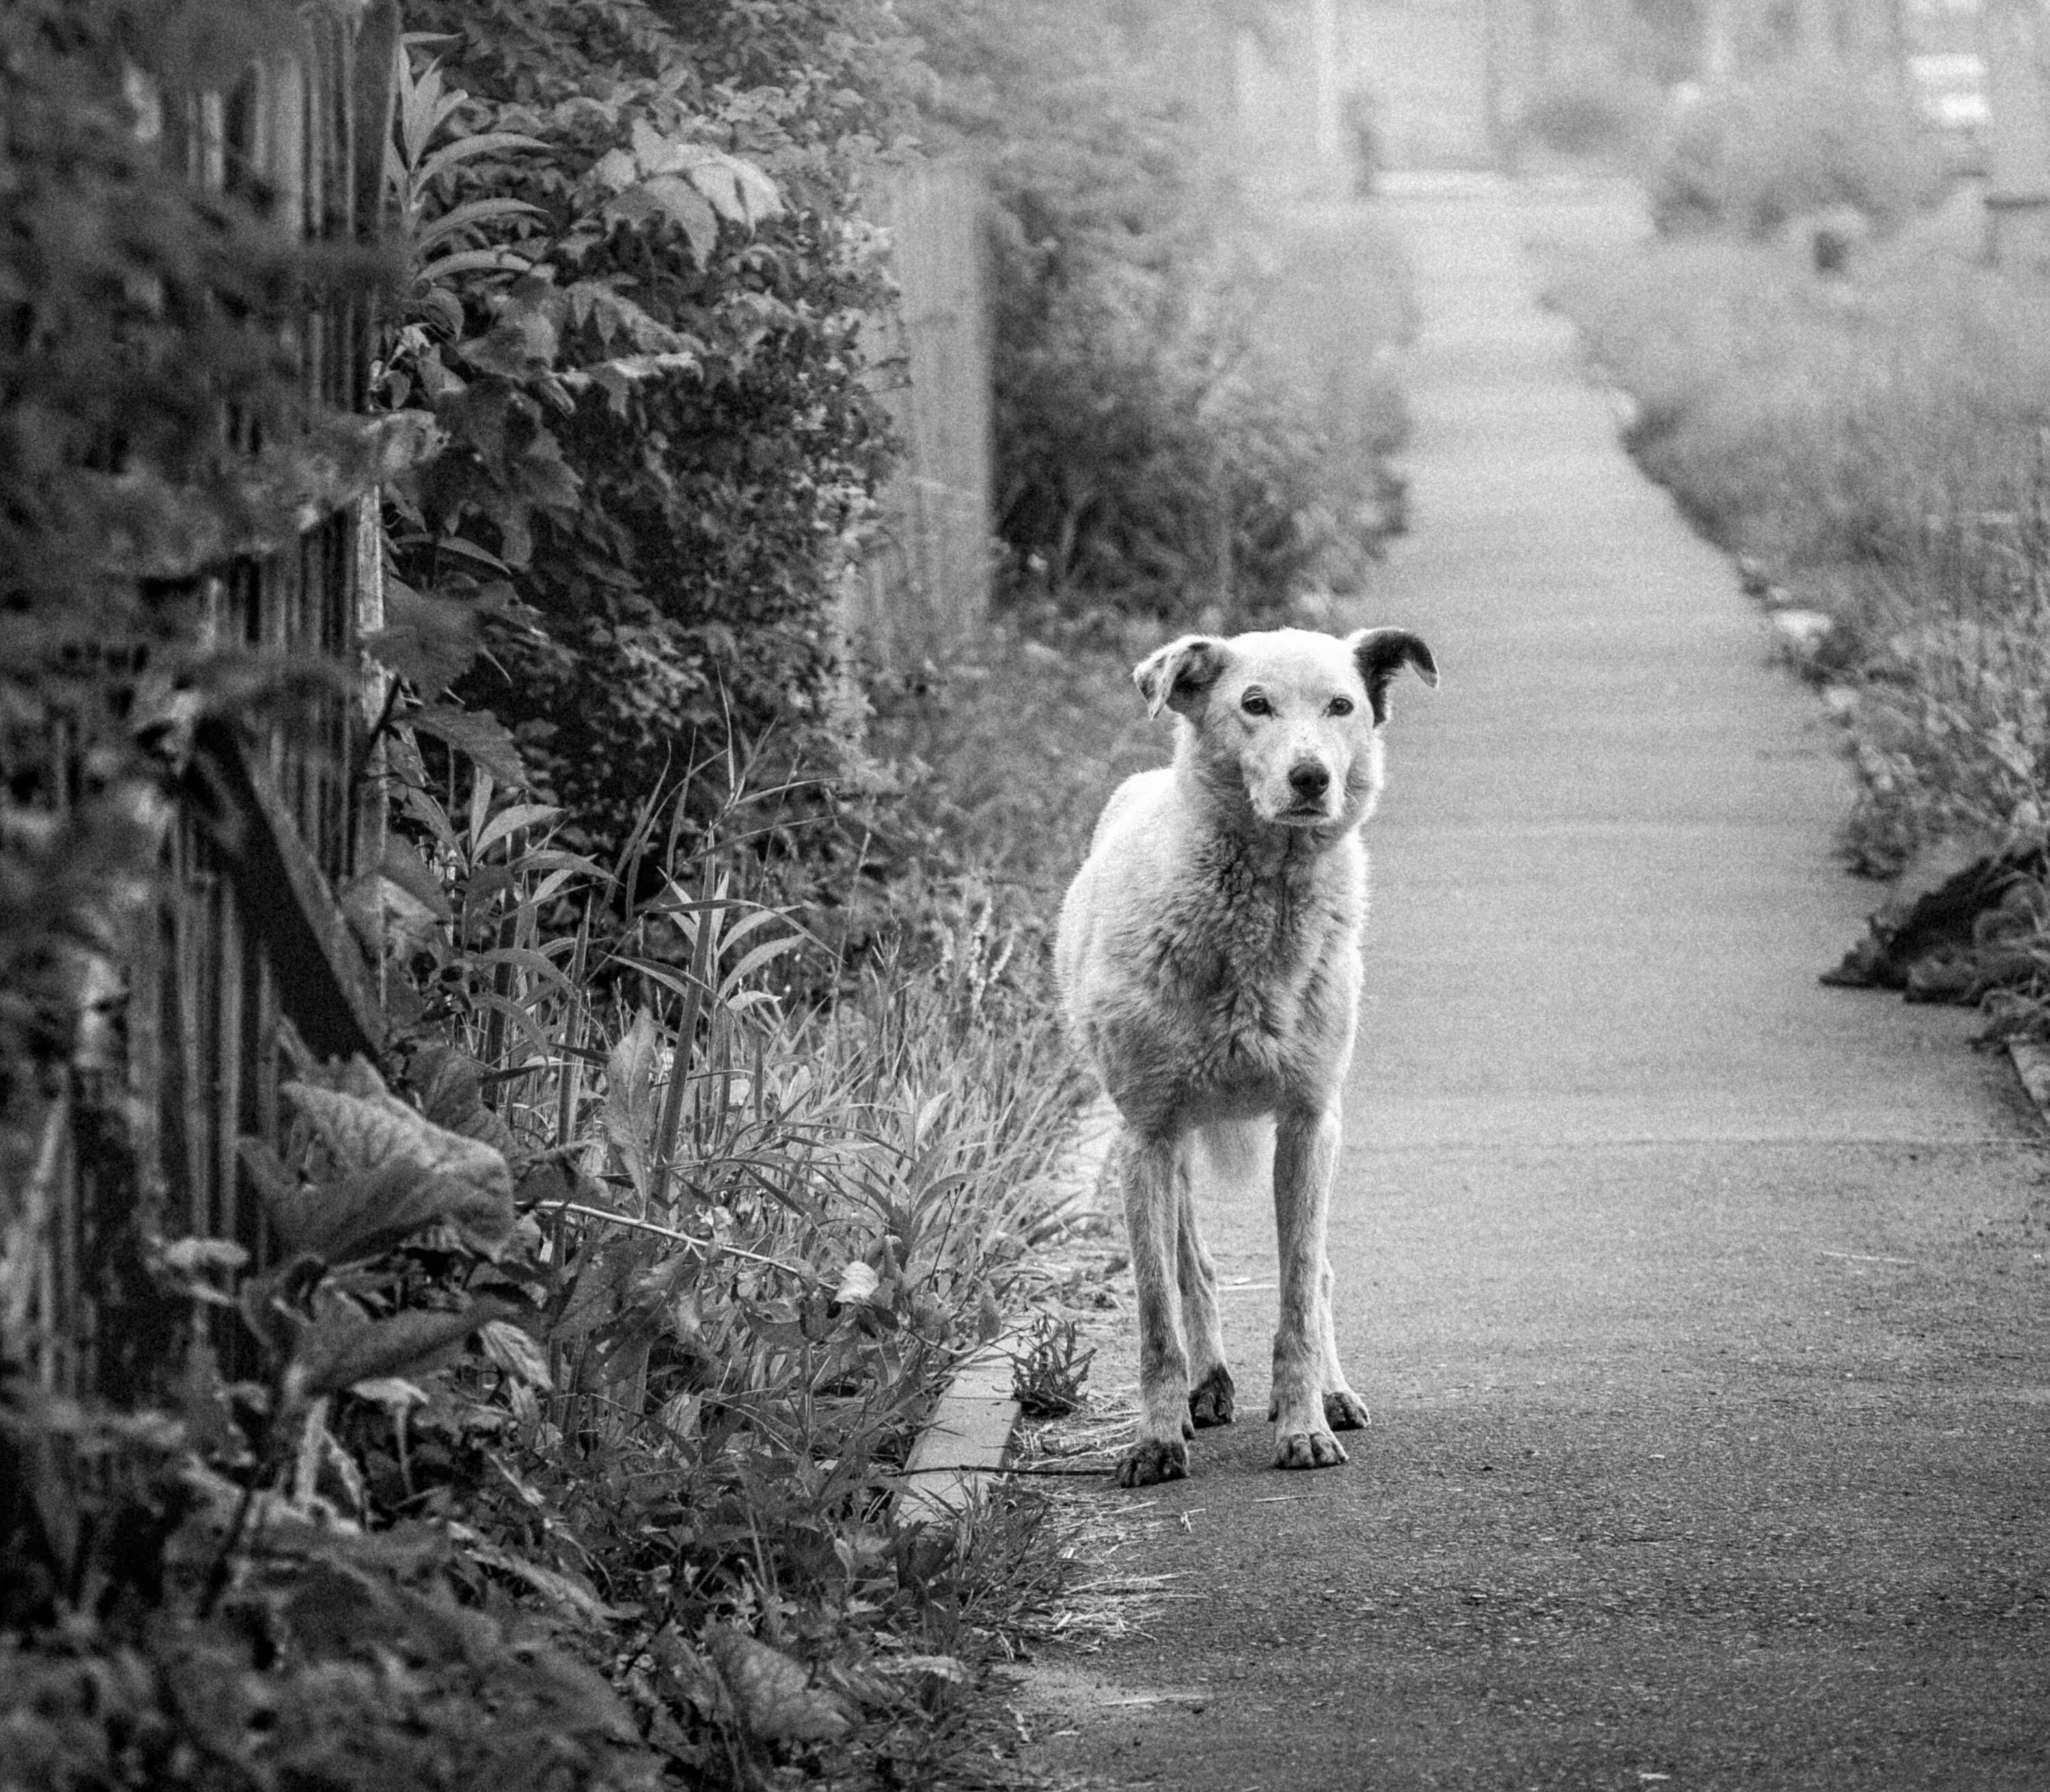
22,5,400,1400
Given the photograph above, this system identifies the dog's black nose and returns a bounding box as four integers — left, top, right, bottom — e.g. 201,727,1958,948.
1288,761,1330,799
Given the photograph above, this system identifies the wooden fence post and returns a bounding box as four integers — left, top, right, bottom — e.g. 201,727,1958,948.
28,7,406,1400
851,159,992,673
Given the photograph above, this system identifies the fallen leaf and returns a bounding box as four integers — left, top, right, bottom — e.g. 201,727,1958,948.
707,1627,851,1743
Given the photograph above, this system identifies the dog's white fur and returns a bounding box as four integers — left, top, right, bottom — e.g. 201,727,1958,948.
1056,625,1436,1486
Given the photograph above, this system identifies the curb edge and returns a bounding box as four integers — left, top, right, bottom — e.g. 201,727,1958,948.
897,1096,1121,1525
2008,1039,2050,1129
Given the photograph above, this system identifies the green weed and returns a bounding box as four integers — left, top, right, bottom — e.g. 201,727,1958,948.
1009,1314,1093,1420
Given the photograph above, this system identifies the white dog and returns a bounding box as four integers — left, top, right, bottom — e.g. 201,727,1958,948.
1056,625,1436,1486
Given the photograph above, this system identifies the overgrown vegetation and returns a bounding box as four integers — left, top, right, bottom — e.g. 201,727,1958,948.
1547,86,2050,1035
3,773,1086,1783
902,0,1408,623
0,1,1083,1784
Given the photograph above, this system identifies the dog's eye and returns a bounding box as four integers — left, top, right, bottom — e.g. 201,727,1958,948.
1240,692,1271,717
1328,696,1355,716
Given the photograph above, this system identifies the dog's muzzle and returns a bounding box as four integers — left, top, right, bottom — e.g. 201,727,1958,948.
1280,759,1334,821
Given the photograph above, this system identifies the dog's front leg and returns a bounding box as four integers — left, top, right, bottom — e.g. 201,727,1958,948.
1118,1128,1193,1486
1270,1105,1348,1470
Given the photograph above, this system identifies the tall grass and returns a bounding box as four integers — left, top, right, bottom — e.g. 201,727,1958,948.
1552,225,2050,576
394,750,1076,1442
395,744,1089,1772
1548,215,2050,875
1,741,1089,1787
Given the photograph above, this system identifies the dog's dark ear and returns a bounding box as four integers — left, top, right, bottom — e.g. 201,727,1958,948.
1133,635,1227,719
1347,627,1438,724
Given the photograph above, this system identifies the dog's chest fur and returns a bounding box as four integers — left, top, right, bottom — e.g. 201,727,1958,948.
1135,827,1363,1097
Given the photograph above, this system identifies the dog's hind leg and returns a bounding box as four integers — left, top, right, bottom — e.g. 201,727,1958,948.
1270,1104,1348,1470
1117,1128,1194,1486
1316,1251,1371,1430
1177,1132,1235,1428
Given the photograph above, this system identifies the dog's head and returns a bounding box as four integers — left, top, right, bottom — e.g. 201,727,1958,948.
1134,626,1438,830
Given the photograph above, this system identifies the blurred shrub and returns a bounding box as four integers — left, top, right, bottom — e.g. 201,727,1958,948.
901,0,1406,623
1552,232,2050,575
1651,67,1945,240
1549,213,2050,873
989,235,1401,618
1515,62,1665,166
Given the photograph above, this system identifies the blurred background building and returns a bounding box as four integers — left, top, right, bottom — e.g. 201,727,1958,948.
1136,0,2001,195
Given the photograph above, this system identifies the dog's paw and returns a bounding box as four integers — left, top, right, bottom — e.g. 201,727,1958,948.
1188,1366,1236,1428
1324,1389,1371,1431
1273,1427,1348,1471
1116,1436,1190,1487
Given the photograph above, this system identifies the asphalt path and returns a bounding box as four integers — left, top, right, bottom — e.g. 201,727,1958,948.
1015,178,2050,1789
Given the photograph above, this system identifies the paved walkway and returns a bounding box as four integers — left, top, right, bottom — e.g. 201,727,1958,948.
1018,180,2050,1789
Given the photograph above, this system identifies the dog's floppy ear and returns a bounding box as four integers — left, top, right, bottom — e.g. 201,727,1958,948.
1133,635,1227,719
1348,627,1438,724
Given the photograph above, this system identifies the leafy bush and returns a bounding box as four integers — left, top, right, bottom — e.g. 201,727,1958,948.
380,0,914,866
902,0,1407,622
1651,67,1945,240
5,8,1098,1785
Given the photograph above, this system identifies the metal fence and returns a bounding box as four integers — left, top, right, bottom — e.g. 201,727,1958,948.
25,6,397,1400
